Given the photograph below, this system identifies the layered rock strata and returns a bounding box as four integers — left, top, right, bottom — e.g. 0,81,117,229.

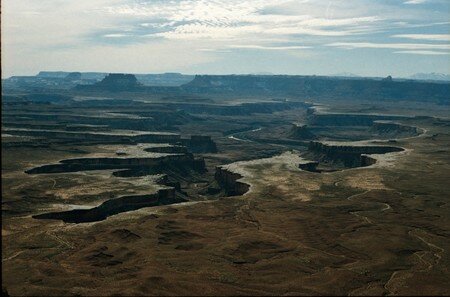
33,188,178,223
214,167,250,196
307,141,404,168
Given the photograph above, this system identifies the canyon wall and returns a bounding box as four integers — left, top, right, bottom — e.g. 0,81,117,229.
183,75,450,103
214,167,250,196
370,121,419,137
3,129,182,144
25,154,206,174
308,141,403,168
33,188,177,223
4,129,218,152
182,135,218,153
298,161,320,172
307,114,407,127
167,101,309,116
288,124,316,140
144,146,188,154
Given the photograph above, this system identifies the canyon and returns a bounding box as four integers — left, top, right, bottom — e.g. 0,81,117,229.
2,73,450,296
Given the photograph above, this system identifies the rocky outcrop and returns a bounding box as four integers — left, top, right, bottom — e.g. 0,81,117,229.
288,124,316,140
307,141,404,168
76,74,143,92
307,113,407,127
360,155,377,167
183,75,450,103
298,161,319,172
33,188,179,223
2,114,157,131
4,129,181,144
64,72,82,81
183,135,218,153
4,129,219,151
214,167,249,196
133,133,182,143
167,101,309,116
309,141,404,155
144,145,188,154
25,153,205,174
370,121,419,137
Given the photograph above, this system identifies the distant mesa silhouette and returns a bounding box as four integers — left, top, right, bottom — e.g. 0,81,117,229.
382,75,393,82
64,72,82,81
76,73,143,91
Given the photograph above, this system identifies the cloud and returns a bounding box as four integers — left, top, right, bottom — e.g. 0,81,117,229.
404,0,428,4
100,0,384,41
103,33,131,38
395,50,449,55
228,45,310,50
154,24,261,40
327,42,450,50
391,34,450,41
2,0,450,77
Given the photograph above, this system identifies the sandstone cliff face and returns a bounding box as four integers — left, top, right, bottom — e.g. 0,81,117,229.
308,141,403,168
309,141,404,155
134,134,181,143
25,154,205,174
288,124,316,140
214,167,249,196
168,101,309,116
33,188,177,224
370,121,419,137
144,145,188,154
307,114,406,127
183,135,218,153
79,73,143,91
298,161,319,172
360,155,377,167
4,129,181,144
183,75,450,103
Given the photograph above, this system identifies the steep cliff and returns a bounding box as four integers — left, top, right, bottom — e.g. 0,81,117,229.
370,121,419,137
306,141,404,168
33,188,178,223
25,153,206,174
3,128,182,145
183,75,450,103
144,145,188,154
183,135,218,153
288,124,316,140
307,113,407,127
214,167,249,196
76,73,143,91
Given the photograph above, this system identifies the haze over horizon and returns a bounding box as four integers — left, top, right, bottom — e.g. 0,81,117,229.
2,0,450,78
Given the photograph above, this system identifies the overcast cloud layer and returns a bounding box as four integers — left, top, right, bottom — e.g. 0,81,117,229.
2,0,450,77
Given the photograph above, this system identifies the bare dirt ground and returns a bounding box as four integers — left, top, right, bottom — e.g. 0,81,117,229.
2,113,450,296
2,93,450,296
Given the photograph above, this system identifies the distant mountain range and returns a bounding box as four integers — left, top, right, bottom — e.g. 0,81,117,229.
3,71,195,89
8,71,449,82
330,72,450,82
408,73,450,82
184,75,449,104
330,72,360,78
36,71,194,86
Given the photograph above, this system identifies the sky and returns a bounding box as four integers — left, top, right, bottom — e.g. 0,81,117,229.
2,0,450,78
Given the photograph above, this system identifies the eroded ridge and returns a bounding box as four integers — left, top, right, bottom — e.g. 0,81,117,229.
26,144,220,222
33,188,178,223
215,167,250,197
3,128,217,153
25,154,206,175
300,141,404,172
